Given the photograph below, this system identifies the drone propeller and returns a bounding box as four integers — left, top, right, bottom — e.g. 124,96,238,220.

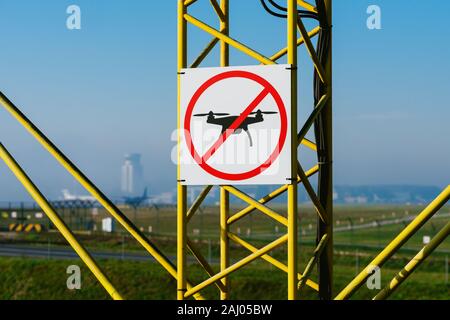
194,112,230,117
249,110,278,115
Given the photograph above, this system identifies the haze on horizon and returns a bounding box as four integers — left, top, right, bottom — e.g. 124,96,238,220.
0,1,449,201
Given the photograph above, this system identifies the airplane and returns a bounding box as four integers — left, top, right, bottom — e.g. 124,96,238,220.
194,109,278,147
61,189,96,202
123,187,150,209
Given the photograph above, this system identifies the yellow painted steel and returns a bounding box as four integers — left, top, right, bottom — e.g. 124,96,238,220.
298,234,328,292
296,17,327,84
210,0,225,22
184,234,288,298
190,38,219,68
184,0,198,7
186,185,212,223
287,0,298,301
228,232,319,292
297,162,327,223
177,0,335,301
269,26,320,63
297,94,329,145
335,185,450,300
177,0,188,301
227,165,319,225
373,221,450,300
219,0,230,300
187,238,227,292
223,186,288,226
220,187,230,299
300,138,318,151
184,14,275,65
0,91,205,301
297,0,317,12
0,143,123,300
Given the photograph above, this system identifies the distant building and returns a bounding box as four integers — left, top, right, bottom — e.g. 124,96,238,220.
121,154,144,196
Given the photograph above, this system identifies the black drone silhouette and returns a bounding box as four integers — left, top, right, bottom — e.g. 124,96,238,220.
194,109,278,147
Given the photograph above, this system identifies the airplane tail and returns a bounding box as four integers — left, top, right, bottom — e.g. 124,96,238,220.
62,189,71,200
143,187,148,199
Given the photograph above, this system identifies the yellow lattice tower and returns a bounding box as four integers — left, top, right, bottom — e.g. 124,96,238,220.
176,0,333,300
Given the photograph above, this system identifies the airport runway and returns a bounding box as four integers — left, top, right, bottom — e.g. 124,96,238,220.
0,244,170,262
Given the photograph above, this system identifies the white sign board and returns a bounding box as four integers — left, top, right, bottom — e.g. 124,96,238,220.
102,218,114,233
179,65,292,185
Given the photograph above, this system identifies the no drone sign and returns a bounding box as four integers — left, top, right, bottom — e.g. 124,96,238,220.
179,65,292,185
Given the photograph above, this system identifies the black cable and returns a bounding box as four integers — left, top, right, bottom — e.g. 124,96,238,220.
268,0,319,18
260,0,319,20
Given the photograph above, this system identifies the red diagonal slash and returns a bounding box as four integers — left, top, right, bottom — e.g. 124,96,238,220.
201,88,270,163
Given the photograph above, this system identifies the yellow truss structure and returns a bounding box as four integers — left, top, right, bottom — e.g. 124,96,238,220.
176,0,333,300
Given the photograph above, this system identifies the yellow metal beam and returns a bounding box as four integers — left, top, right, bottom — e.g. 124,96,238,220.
296,17,327,84
187,237,227,292
210,0,225,22
220,187,230,299
177,0,188,301
0,143,123,300
373,221,450,300
269,26,320,63
297,94,329,145
298,234,328,292
219,0,230,300
184,14,275,65
186,185,213,223
297,0,317,13
335,185,450,300
297,162,327,223
227,165,319,225
223,186,288,226
190,38,219,68
287,0,298,301
184,234,288,298
184,0,198,7
228,232,319,292
300,138,317,151
0,90,205,300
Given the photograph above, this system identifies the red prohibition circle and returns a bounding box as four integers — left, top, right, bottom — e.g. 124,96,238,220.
184,70,287,181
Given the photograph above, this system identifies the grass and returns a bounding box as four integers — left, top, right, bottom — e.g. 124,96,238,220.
0,204,448,300
0,254,447,300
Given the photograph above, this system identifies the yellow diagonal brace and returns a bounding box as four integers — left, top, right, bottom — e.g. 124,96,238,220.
373,221,450,300
187,237,227,292
335,185,450,300
190,38,219,68
0,143,123,300
269,26,320,63
297,94,329,145
187,185,213,223
223,186,288,226
210,0,225,22
298,234,328,292
297,0,317,12
300,138,317,151
228,232,319,292
0,91,205,300
296,17,327,84
184,0,198,7
185,234,288,298
227,165,319,225
297,162,327,223
184,14,275,65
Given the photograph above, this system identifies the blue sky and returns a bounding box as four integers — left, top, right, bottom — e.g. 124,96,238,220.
0,0,449,201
